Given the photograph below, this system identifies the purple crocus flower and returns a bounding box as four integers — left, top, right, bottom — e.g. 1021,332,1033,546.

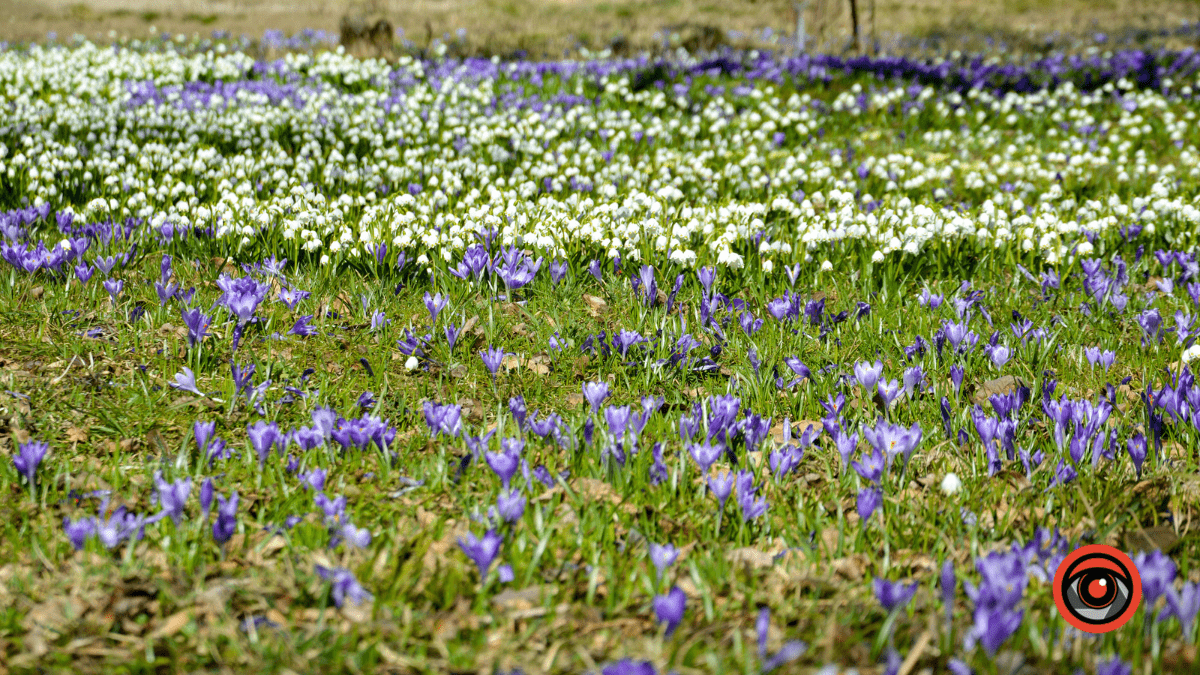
423,291,448,324
649,542,679,581
12,439,49,486
216,274,269,324
498,564,514,583
199,478,214,517
698,266,716,295
1126,433,1147,478
738,490,768,523
587,259,602,282
1159,582,1200,634
950,364,964,394
582,381,610,414
496,488,526,524
653,586,686,637
155,281,179,306
854,360,883,392
637,265,658,306
612,329,646,359
833,429,858,468
903,366,925,396
444,323,460,352
480,346,507,379
874,578,918,612
193,421,216,454
485,437,522,487
758,610,806,673
369,310,388,332
756,607,771,660
877,379,903,409
1134,550,1177,608
74,262,93,283
857,486,882,522
987,344,1011,368
230,362,255,397
604,404,632,440
95,504,144,549
708,471,735,510
423,401,463,438
969,606,1024,656
941,559,956,627
64,516,96,550
601,660,655,675
458,529,503,580
103,278,123,303
169,367,204,396
289,315,317,337
1095,658,1132,675
278,287,310,310
212,490,239,545
1137,308,1163,344
688,441,723,474
92,255,117,276
181,307,211,348
851,446,886,484
315,565,373,607
784,263,801,286
783,357,812,382
315,493,347,523
247,420,282,466
153,472,192,525
336,521,372,550
299,468,327,491
508,395,528,430
948,659,972,675
766,297,793,322
864,419,923,471
549,260,568,286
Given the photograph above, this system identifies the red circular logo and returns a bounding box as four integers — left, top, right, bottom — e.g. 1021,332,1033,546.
1052,544,1142,633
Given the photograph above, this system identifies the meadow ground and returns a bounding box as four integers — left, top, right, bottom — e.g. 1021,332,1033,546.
3,11,1200,675
2,0,1200,55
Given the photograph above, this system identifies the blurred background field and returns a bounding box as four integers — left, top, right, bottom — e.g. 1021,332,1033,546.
3,0,1200,55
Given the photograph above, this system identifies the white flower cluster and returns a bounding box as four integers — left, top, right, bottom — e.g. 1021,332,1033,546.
3,41,1200,269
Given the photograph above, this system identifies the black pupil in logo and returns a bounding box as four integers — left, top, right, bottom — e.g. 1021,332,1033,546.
1062,553,1133,625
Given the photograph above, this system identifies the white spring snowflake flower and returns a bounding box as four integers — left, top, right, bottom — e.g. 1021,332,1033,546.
1183,345,1200,364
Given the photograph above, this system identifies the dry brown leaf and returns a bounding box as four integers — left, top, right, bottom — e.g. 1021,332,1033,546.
553,502,579,527
210,256,240,275
830,554,869,582
149,610,191,638
24,595,89,656
526,354,552,375
65,426,88,444
583,294,608,317
725,547,777,571
1125,525,1181,553
771,419,822,447
463,314,482,336
572,477,638,514
492,585,558,612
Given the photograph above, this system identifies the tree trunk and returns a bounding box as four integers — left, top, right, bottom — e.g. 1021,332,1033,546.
848,0,860,52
